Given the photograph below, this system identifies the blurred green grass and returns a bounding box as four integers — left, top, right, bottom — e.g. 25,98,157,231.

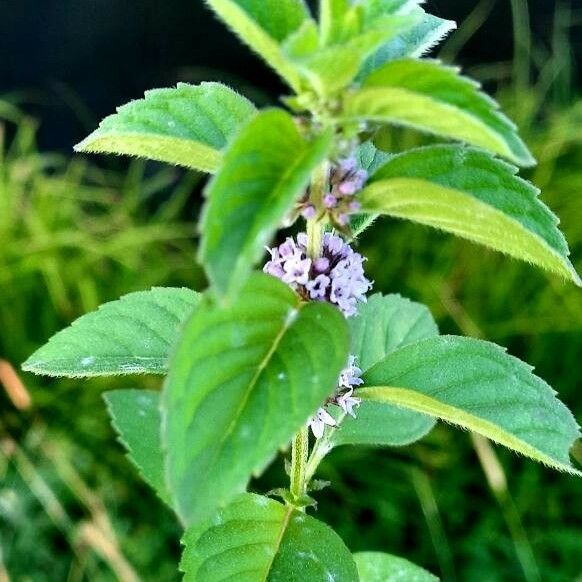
1,3,581,580
0,103,204,581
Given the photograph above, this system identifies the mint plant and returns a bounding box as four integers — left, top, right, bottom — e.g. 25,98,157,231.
23,1,581,579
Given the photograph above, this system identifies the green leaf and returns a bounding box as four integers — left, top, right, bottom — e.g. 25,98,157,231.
104,390,169,504
287,16,418,95
204,0,310,92
351,293,439,373
354,551,438,582
162,273,349,525
22,288,200,378
359,9,456,79
181,493,358,582
360,335,582,475
75,83,255,173
349,142,390,238
317,294,438,450
344,59,534,166
319,0,354,45
358,145,581,286
199,109,333,299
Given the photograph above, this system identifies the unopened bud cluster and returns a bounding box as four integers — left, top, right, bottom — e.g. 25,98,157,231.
301,157,368,227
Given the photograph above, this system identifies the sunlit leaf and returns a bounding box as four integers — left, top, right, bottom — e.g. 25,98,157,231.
181,493,358,581
23,288,200,377
358,146,580,285
163,273,349,525
359,335,581,475
344,59,534,166
75,83,255,173
204,0,311,92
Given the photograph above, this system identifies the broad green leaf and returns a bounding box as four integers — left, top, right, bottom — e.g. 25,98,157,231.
344,59,534,166
199,109,333,299
204,0,310,92
358,146,581,286
75,83,255,173
354,551,438,582
181,493,358,581
350,293,439,372
316,294,438,450
22,288,200,378
163,273,350,525
104,390,169,504
360,335,582,475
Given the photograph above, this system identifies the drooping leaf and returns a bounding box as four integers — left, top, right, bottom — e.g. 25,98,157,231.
22,288,200,377
75,83,255,173
317,294,438,450
344,59,535,166
359,335,581,475
199,109,333,299
350,293,439,372
204,0,311,92
181,493,358,582
162,273,349,525
104,390,169,504
358,146,581,286
354,551,438,582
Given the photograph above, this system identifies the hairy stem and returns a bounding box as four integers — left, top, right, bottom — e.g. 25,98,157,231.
290,426,309,502
306,161,329,258
288,162,330,503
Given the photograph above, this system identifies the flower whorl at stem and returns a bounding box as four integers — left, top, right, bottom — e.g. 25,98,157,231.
263,232,372,317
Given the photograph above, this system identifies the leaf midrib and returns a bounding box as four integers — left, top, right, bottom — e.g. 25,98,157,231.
208,300,305,483
358,386,581,475
261,504,294,582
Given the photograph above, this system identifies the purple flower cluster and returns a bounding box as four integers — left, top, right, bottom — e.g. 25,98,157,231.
263,232,372,317
301,157,368,226
309,355,363,438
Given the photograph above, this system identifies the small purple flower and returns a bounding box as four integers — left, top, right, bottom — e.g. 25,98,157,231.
306,274,330,300
263,232,372,318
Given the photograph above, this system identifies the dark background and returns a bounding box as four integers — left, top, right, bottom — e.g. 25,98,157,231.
1,0,581,151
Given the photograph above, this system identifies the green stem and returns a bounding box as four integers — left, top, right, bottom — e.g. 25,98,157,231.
290,427,309,502
288,161,330,504
306,161,329,259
